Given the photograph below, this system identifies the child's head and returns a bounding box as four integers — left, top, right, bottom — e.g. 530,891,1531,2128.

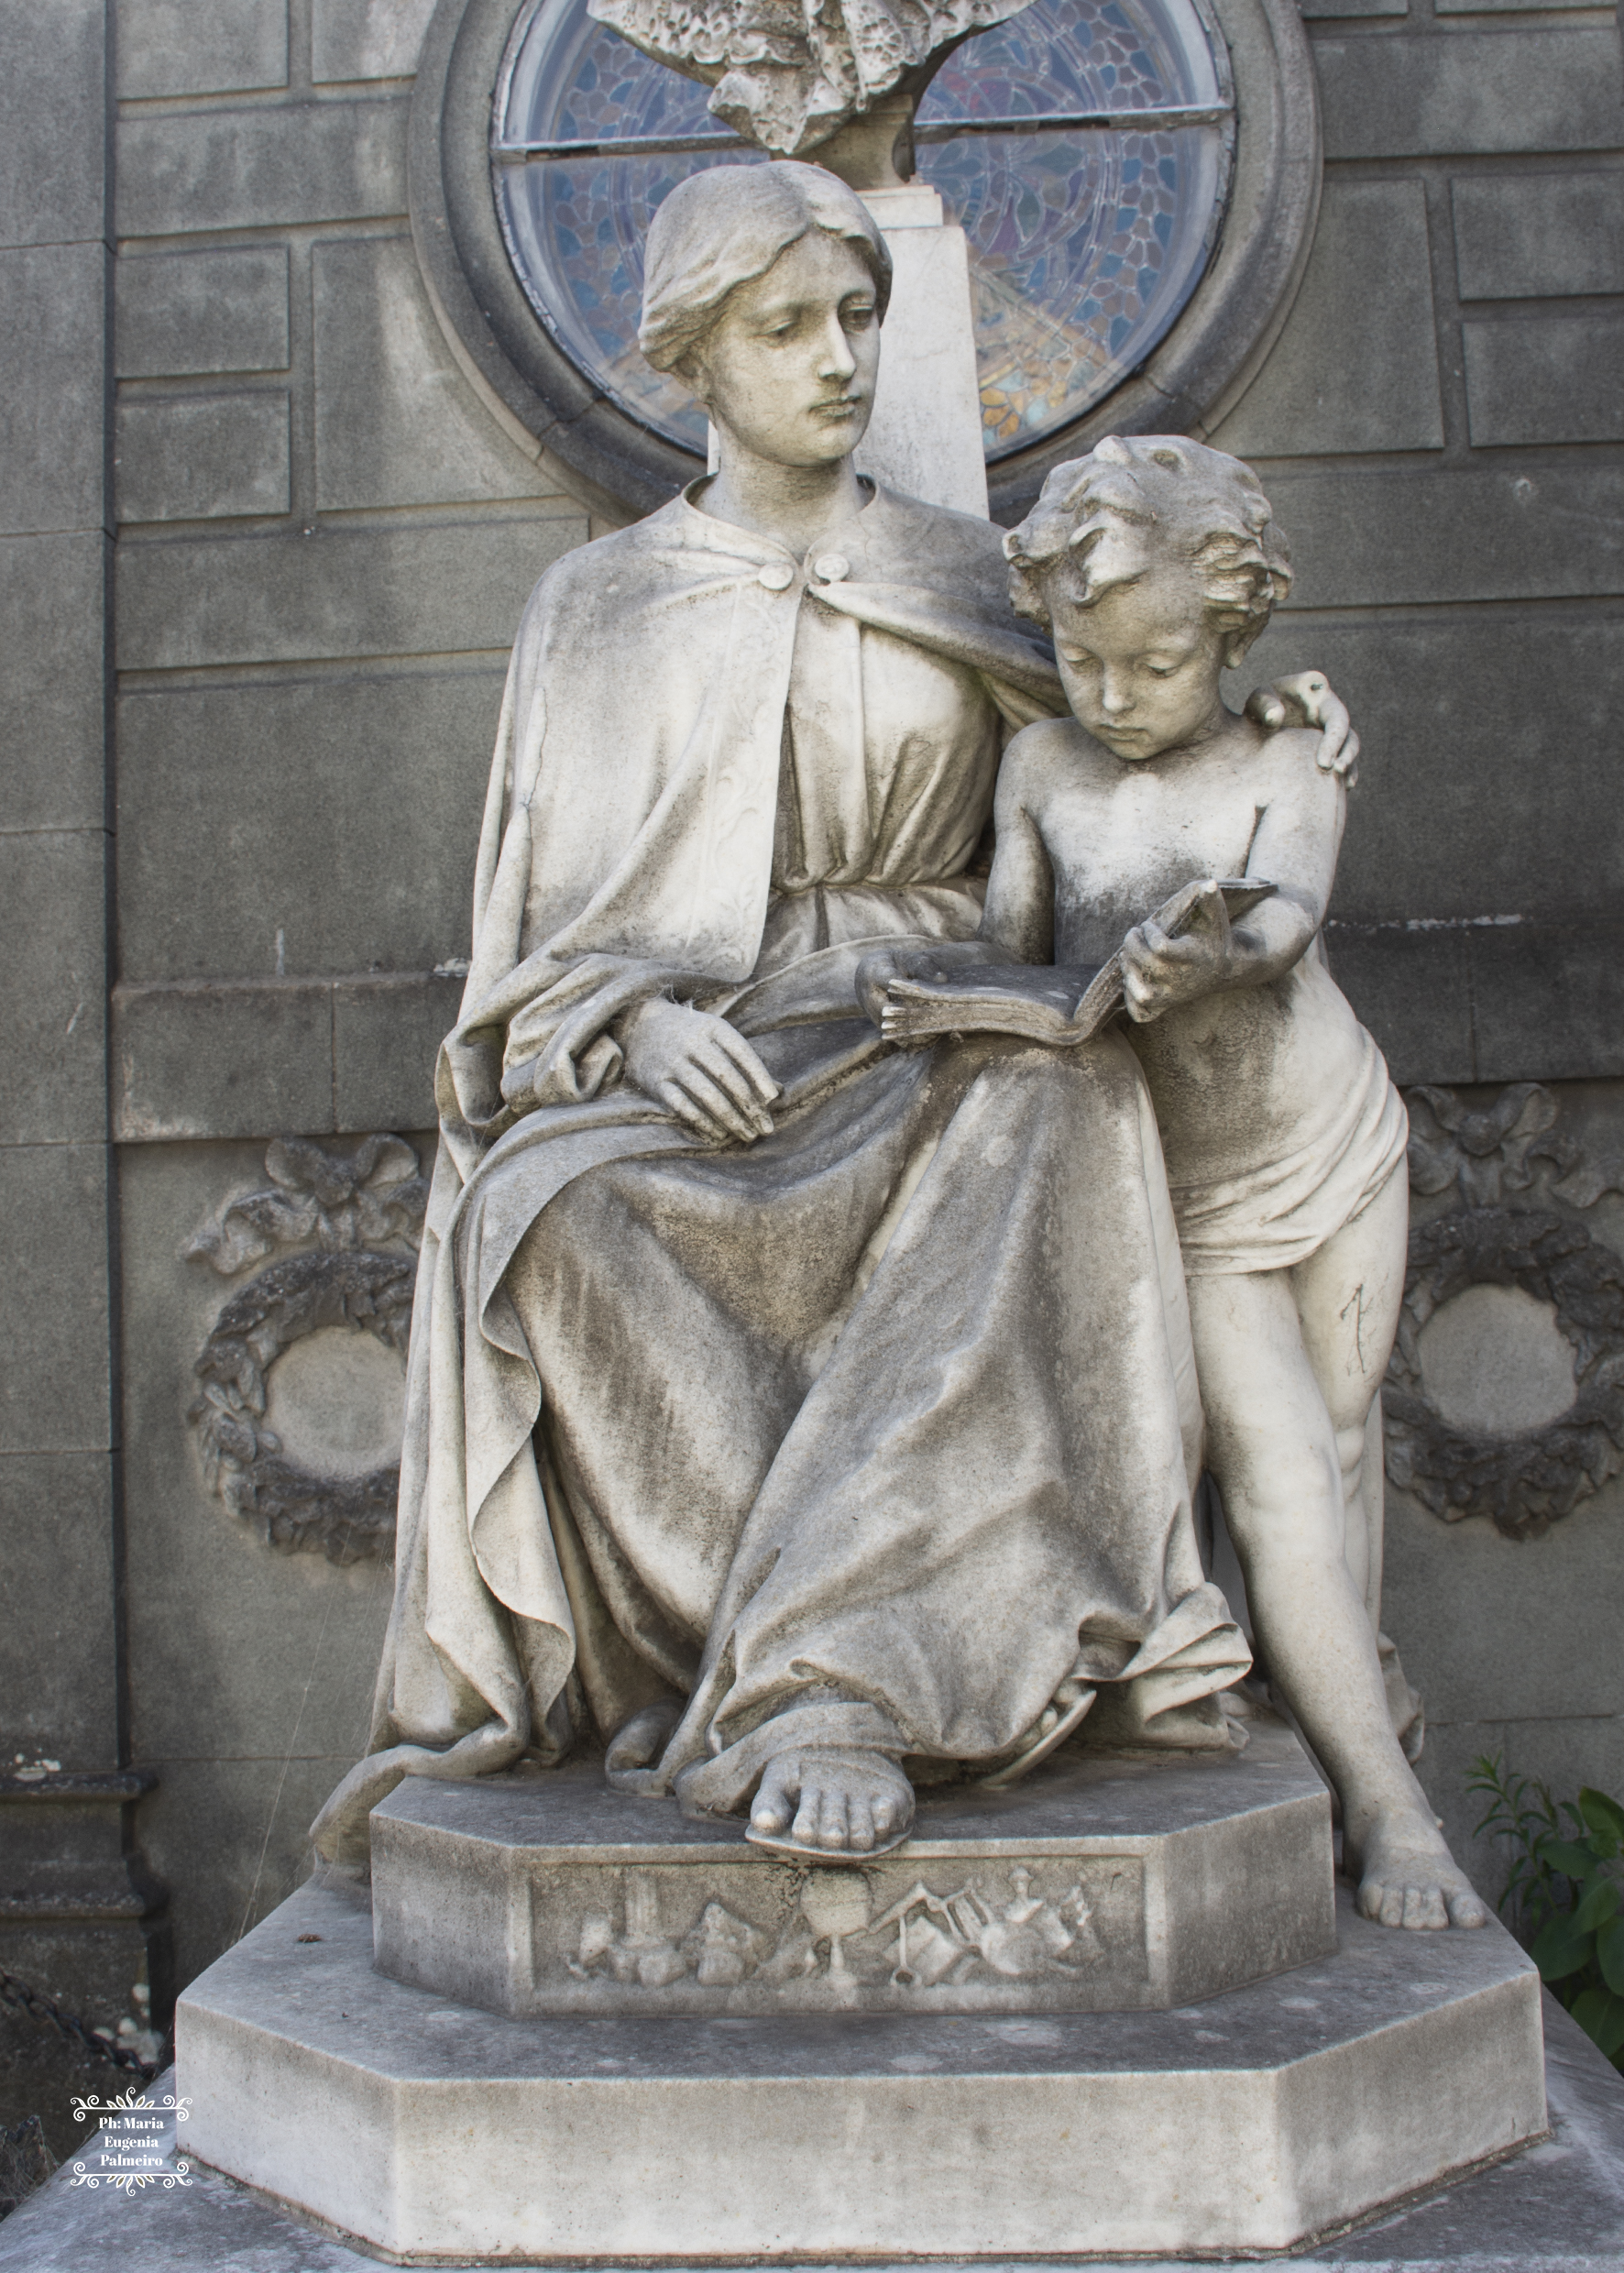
1003,436,1291,762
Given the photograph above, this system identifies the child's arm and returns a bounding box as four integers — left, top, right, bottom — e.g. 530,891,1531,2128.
978,732,1059,965
1121,734,1344,1023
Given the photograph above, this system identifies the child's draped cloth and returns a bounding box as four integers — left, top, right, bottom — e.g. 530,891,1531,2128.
313,483,1246,1861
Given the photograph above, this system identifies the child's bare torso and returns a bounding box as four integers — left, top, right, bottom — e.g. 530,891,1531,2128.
1002,714,1371,1192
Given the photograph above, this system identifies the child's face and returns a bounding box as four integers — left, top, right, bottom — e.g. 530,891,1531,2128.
1048,566,1228,762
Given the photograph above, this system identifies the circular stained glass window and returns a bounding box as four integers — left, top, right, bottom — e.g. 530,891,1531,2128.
492,0,1234,466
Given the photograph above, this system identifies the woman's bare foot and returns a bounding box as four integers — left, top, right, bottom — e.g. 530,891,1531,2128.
1347,1802,1488,1930
750,1747,914,1857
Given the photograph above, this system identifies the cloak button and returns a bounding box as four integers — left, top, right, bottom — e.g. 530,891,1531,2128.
813,554,850,584
757,562,795,591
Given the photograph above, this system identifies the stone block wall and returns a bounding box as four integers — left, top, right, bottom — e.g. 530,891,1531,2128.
104,0,587,2017
0,0,154,2148
0,0,1619,2130
1206,0,1624,1880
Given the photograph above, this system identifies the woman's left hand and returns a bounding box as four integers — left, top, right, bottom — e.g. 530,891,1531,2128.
1121,915,1232,1022
620,996,780,1142
1245,670,1359,786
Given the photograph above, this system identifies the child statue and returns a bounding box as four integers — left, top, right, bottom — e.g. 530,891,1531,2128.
874,435,1486,1929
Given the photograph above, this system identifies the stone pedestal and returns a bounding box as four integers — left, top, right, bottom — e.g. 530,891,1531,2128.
176,1873,1545,2263
369,1726,1335,2019
173,1729,1548,2263
855,184,989,517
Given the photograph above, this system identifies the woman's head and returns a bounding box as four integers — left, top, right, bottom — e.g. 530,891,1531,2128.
1004,436,1292,760
640,162,892,467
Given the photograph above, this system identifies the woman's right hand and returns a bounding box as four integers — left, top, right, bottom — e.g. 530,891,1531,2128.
856,947,917,1028
619,996,780,1144
1245,671,1360,785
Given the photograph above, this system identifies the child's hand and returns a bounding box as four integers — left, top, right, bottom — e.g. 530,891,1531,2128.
1122,902,1234,1021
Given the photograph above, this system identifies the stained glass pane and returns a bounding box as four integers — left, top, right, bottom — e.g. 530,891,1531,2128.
493,0,1230,463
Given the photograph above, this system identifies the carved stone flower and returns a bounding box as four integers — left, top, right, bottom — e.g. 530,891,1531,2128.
1406,1083,1559,1210
186,1134,429,1277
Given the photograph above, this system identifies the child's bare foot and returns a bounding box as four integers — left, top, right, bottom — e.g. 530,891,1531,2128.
1347,1803,1488,1930
750,1748,914,1858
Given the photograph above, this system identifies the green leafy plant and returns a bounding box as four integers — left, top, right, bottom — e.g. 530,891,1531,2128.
1467,1751,1624,2068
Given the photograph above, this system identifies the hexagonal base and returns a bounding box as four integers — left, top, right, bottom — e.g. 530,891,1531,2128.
176,1872,1546,2263
370,1727,1337,2018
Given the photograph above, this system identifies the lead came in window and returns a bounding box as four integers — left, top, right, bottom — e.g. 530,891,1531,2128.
491,0,1234,465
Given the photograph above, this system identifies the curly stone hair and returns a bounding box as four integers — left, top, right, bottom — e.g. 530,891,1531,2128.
1003,434,1292,663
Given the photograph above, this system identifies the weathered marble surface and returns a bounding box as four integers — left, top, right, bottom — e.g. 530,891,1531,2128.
853,184,987,514
370,1725,1335,2018
5,2006,1615,2270
313,168,1261,1876
587,0,1035,164
166,1872,1544,2262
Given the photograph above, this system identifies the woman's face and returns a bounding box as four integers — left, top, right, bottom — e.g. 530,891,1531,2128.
686,231,881,469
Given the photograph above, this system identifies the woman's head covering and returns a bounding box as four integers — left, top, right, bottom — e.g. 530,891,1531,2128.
639,161,892,374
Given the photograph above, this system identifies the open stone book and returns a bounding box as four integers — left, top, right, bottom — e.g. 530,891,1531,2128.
879,878,1277,1047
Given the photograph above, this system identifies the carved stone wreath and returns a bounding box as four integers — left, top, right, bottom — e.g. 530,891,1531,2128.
187,1136,427,1565
1385,1205,1624,1540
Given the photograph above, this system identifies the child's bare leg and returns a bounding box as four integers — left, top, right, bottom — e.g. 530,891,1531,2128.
1188,1237,1485,1929
1292,1172,1422,1751
1290,1168,1409,1609
1356,1399,1383,1627
1354,1396,1427,1754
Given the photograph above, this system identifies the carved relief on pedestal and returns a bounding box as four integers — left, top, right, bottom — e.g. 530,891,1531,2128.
1386,1085,1624,1538
558,1857,1121,2004
185,1136,428,1565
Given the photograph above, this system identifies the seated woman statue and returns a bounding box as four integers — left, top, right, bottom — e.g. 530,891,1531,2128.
313,161,1354,1869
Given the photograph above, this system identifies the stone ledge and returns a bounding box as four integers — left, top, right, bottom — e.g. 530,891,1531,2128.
1329,916,1624,1088
7,2002,1619,2270
1264,463,1624,612
0,1881,155,1925
1463,317,1624,451
172,1872,1546,2262
111,972,460,1141
115,246,291,380
0,1771,154,1803
115,98,408,239
113,512,587,674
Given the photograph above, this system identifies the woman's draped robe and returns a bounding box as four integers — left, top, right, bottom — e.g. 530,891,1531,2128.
313,484,1248,1861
